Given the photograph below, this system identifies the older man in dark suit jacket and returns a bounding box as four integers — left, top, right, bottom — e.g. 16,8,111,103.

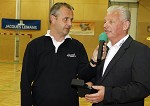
85,5,150,106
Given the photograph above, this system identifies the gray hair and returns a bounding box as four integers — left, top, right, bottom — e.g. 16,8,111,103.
50,2,74,16
107,5,131,22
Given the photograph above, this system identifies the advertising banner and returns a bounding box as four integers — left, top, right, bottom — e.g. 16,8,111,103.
2,18,41,30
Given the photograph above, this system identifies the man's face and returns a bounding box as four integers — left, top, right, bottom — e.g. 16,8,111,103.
104,11,125,40
52,6,74,36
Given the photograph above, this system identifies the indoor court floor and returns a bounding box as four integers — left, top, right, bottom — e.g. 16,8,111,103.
0,63,150,106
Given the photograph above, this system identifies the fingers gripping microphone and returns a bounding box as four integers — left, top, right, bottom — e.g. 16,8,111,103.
97,32,108,63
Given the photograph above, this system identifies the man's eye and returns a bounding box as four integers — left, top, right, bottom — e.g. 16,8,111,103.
110,20,115,24
64,18,67,21
63,18,68,22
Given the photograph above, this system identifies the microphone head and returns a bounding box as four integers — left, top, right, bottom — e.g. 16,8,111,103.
98,32,108,42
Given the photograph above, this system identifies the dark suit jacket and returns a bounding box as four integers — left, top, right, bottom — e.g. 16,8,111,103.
93,36,150,106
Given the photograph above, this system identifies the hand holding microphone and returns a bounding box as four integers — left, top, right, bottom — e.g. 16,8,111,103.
91,32,108,66
97,32,108,63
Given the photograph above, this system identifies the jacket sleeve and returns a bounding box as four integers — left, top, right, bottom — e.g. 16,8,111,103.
103,46,150,104
77,43,97,82
20,42,37,106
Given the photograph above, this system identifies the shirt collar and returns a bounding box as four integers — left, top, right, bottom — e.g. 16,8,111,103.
107,34,129,48
45,30,72,40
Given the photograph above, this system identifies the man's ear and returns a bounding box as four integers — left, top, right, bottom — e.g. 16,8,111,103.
50,15,56,24
123,21,130,31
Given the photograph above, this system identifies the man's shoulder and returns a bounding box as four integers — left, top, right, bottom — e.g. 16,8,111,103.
71,38,83,46
29,35,48,44
27,35,50,47
132,39,149,49
31,35,46,42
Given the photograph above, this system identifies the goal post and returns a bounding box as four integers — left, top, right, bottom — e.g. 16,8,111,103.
0,32,32,63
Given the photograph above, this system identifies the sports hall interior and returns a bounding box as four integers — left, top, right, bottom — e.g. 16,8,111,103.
0,0,150,106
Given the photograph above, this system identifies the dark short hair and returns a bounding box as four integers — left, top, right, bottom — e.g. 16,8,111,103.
50,2,74,16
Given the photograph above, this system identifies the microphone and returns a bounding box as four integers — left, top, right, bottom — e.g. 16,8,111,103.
97,32,108,63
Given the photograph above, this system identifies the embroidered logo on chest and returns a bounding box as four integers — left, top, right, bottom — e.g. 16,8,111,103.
67,53,76,57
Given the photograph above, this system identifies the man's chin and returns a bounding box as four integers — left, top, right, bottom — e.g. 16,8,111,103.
64,30,70,35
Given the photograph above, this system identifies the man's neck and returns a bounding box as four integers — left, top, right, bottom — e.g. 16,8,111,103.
50,30,65,42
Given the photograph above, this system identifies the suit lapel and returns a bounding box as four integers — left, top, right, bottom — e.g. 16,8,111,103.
100,36,133,82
